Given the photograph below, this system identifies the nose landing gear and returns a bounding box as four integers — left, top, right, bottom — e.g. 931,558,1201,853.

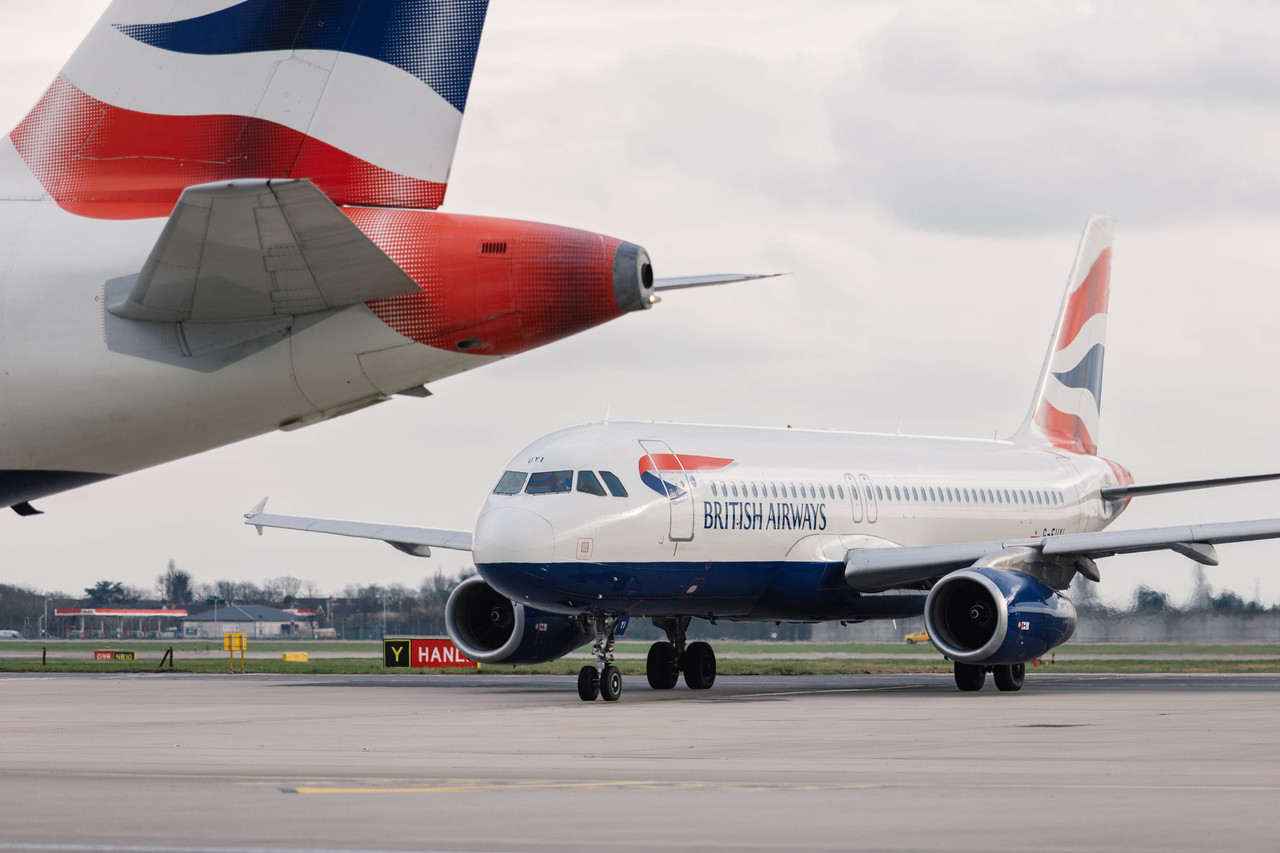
577,613,622,702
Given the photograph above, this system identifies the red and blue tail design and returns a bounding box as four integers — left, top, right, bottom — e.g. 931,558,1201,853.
640,454,735,497
5,0,488,219
1015,216,1114,456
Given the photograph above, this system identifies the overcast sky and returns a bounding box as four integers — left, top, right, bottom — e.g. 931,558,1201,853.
5,1,1280,611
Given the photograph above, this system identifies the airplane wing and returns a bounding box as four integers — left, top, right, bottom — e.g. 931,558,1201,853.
244,499,471,558
107,179,420,323
651,273,784,291
844,518,1280,592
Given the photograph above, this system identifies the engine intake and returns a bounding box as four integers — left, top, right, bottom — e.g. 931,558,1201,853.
445,575,591,665
924,567,1076,665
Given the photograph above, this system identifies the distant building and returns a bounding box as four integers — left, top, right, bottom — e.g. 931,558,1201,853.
182,604,311,639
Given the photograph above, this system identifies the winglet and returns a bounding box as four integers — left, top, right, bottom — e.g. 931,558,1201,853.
246,497,268,535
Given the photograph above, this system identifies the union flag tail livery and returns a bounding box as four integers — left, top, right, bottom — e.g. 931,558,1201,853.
248,215,1280,700
12,0,486,219
1016,216,1113,455
0,3,765,512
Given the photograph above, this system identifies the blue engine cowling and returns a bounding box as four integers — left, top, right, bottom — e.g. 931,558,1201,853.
924,567,1076,665
445,576,592,665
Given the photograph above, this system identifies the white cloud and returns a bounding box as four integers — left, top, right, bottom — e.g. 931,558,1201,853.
830,2,1280,233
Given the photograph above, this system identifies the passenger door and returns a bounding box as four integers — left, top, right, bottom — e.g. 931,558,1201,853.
638,439,695,542
858,473,878,523
844,472,864,523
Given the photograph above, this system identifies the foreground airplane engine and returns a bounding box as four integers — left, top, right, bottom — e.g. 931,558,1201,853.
445,576,592,664
924,568,1077,667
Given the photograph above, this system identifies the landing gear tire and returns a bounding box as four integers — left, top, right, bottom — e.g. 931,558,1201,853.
954,662,986,692
646,642,679,690
600,665,623,702
683,641,717,690
994,662,1025,692
577,665,600,701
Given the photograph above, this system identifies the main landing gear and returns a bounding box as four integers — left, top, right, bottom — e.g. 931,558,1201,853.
954,661,1026,692
646,616,716,691
577,613,622,702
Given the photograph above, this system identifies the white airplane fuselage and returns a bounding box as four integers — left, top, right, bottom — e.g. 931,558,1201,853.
472,421,1130,621
0,176,485,483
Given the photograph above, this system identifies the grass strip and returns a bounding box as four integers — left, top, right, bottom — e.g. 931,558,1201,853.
3,658,1279,676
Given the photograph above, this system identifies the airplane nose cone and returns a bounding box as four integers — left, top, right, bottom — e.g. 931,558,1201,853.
473,507,554,566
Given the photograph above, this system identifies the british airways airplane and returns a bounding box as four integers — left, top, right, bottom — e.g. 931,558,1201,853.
247,217,1280,700
0,1,757,515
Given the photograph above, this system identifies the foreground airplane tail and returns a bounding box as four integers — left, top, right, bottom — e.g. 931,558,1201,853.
6,0,489,219
1013,215,1114,455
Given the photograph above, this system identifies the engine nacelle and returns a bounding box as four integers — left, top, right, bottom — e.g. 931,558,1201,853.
924,567,1076,665
445,576,592,665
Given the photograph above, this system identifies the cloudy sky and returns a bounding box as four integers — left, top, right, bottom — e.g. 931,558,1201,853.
4,1,1280,610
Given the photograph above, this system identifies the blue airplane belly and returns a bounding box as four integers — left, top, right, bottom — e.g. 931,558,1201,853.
477,560,925,621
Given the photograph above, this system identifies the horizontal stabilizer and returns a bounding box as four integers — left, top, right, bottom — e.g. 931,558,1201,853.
845,517,1280,592
108,180,419,323
244,501,472,557
1101,471,1280,501
652,273,784,291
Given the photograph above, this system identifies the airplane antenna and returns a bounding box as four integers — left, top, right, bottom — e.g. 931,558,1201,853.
602,404,611,425
895,418,903,436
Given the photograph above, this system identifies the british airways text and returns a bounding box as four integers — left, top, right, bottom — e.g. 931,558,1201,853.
703,501,827,531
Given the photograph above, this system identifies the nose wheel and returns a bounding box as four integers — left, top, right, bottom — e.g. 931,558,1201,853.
577,614,621,702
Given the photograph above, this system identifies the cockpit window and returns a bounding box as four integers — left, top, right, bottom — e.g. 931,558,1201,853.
576,471,607,496
525,470,573,494
493,471,527,495
599,470,628,498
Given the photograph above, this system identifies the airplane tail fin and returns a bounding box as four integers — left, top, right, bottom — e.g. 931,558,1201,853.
1012,216,1114,455
6,0,489,220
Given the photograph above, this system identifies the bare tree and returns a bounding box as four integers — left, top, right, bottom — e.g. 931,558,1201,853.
156,559,194,605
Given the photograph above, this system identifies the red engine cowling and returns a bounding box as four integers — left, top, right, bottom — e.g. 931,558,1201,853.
346,209,655,356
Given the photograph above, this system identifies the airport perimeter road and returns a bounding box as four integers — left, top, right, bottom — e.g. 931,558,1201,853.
1,674,1278,853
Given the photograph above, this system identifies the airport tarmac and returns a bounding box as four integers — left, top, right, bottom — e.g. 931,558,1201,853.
1,673,1278,853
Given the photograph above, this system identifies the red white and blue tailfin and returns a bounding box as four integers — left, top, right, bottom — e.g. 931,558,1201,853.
1013,216,1114,455
4,0,489,220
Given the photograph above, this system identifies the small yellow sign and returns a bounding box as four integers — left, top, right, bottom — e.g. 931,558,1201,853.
223,632,247,672
281,652,308,662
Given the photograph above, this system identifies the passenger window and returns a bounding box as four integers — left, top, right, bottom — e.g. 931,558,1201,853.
711,482,719,497
996,490,1003,504
771,484,778,498
1003,489,1011,503
910,487,918,501
944,488,952,502
752,484,759,498
526,470,573,494
875,485,883,500
850,485,859,500
732,483,739,497
928,487,936,502
1019,489,1027,504
576,471,607,496
493,471,528,495
598,471,628,497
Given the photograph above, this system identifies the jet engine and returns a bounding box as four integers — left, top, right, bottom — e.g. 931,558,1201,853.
445,576,592,665
923,567,1076,665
